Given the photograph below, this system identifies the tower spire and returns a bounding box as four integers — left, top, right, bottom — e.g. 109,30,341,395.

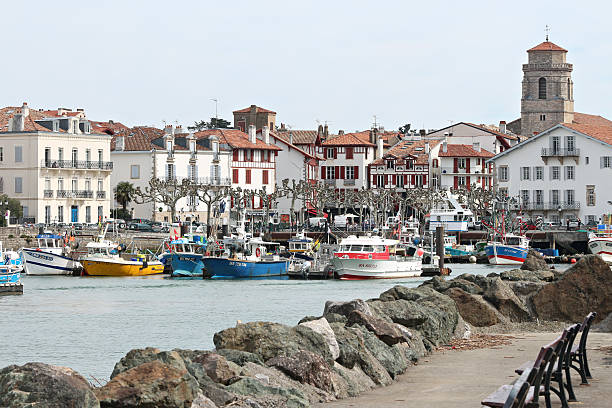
545,25,550,41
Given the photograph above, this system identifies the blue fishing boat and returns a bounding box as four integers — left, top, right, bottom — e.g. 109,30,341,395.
485,234,530,265
1,242,22,285
168,235,207,278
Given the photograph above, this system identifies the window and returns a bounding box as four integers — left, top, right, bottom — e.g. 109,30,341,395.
72,148,78,165
345,166,355,179
521,167,530,180
0,177,3,193
58,178,64,191
565,190,575,205
498,187,508,196
53,121,59,132
498,166,508,181
86,149,91,163
166,163,175,179
565,166,575,180
376,174,385,187
188,164,197,181
58,206,64,223
534,190,543,205
538,77,547,99
540,114,546,121
0,147,3,161
551,166,560,180
326,148,334,158
14,146,22,162
386,160,394,169
45,206,51,224
520,190,530,204
551,136,560,152
535,166,543,180
457,158,466,169
72,179,78,191
98,179,103,192
14,177,22,193
85,206,91,223
566,136,575,152
262,170,269,184
232,169,239,183
45,178,51,190
58,147,64,161
326,167,335,179
457,176,466,186
346,147,353,159
188,195,197,207
586,185,595,206
586,157,590,165
396,174,404,188
601,156,612,168
85,179,91,191
130,165,141,179
245,169,251,184
97,206,103,222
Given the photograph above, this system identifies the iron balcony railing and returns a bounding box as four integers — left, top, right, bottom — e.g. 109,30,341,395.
96,191,106,199
440,167,490,174
43,189,54,198
343,179,356,186
41,160,113,170
541,148,580,157
516,201,581,211
156,177,232,185
56,190,94,199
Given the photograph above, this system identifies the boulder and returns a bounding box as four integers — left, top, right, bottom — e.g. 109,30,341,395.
331,363,375,397
177,354,238,407
0,362,99,408
191,392,219,408
95,361,200,408
217,349,264,366
267,350,335,393
445,287,500,327
593,312,612,332
111,347,186,378
193,353,239,385
355,325,408,378
323,299,372,318
380,285,428,301
521,249,550,272
213,322,333,365
533,255,612,323
501,268,554,282
347,310,410,346
225,377,309,408
483,277,531,322
299,317,340,360
447,278,484,295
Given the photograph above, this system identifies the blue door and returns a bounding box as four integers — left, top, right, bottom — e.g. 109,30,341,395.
71,206,78,223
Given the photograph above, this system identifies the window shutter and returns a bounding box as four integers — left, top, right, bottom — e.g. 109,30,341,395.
423,175,427,185
466,176,470,189
340,166,345,179
354,166,359,179
334,148,337,159
601,156,605,168
372,175,376,186
453,176,458,189
465,158,470,173
335,166,339,179
321,166,326,179
233,169,239,183
411,175,416,185
233,150,239,161
393,175,397,185
404,175,408,185
453,158,458,173
323,149,327,159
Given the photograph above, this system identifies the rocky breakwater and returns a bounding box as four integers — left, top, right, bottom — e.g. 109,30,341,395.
1,251,611,408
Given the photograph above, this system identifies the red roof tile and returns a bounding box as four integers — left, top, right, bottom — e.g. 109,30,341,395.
0,106,66,132
195,129,281,151
370,139,440,166
233,106,276,114
572,112,612,127
111,126,164,151
528,41,567,52
91,120,130,136
275,129,319,145
322,131,376,147
561,123,612,146
438,144,494,158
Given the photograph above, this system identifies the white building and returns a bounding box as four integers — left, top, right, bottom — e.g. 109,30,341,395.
437,141,495,190
426,122,520,155
488,123,612,224
0,103,112,224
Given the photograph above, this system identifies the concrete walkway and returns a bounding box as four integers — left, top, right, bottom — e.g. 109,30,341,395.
317,332,612,408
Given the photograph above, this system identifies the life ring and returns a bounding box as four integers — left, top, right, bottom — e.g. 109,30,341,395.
255,248,261,257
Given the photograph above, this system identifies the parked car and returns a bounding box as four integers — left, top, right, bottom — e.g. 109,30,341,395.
567,218,580,230
128,222,153,232
308,217,327,229
542,221,556,230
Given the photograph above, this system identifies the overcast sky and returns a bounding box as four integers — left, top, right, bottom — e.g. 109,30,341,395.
3,1,611,133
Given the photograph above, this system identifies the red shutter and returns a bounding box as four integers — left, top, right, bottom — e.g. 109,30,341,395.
232,169,239,183
262,170,268,184
372,175,376,186
323,148,327,159
423,175,427,186
466,158,470,173
411,175,415,185
403,175,408,185
246,169,251,184
392,175,397,185
466,176,471,189
335,166,339,179
453,158,458,173
334,148,337,159
321,166,326,179
340,166,345,179
231,196,234,208
453,176,458,189
346,147,353,159
354,166,359,179
233,150,239,161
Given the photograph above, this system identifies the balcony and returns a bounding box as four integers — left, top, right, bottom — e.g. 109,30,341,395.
343,179,356,186
43,189,53,198
56,190,94,199
517,201,581,211
96,191,106,199
541,148,580,157
440,167,490,175
157,177,232,185
41,160,113,170
324,179,336,186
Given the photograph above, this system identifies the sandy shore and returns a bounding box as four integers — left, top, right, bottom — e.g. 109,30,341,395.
316,331,612,408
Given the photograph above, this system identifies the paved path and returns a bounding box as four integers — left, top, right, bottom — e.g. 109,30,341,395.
317,332,612,408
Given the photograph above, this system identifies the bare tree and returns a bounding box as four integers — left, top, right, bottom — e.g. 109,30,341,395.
133,177,194,222
196,183,229,237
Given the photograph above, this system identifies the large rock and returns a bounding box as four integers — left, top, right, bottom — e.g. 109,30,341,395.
593,312,612,332
331,363,375,397
445,287,500,327
483,277,531,322
225,377,309,408
191,393,219,408
0,362,99,408
267,350,335,393
521,249,550,272
299,317,340,360
176,352,238,406
347,310,410,346
213,322,333,364
95,361,200,408
354,326,408,378
323,299,372,317
193,353,239,385
217,349,264,366
501,268,554,282
111,347,186,378
533,255,612,323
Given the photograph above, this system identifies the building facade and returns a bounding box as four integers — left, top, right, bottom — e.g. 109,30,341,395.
437,142,494,190
425,122,518,155
0,103,112,224
232,105,276,133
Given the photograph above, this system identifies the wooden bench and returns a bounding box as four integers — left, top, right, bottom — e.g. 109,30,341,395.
570,312,597,384
481,367,534,408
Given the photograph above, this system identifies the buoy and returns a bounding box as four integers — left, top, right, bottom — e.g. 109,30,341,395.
562,256,568,263
469,255,477,264
570,258,577,264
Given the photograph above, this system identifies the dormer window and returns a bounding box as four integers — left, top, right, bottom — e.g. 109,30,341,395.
386,160,394,169
53,121,59,132
190,139,196,153
166,140,173,152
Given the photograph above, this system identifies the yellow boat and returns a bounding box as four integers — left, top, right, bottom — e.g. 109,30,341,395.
81,239,164,277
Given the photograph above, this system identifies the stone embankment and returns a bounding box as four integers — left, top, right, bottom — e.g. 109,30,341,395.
1,251,611,408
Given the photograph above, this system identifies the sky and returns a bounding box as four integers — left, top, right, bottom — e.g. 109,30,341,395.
2,0,612,133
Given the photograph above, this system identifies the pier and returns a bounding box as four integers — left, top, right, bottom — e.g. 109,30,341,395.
0,282,23,296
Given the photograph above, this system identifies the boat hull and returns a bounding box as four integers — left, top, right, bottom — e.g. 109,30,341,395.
202,257,289,279
0,266,20,284
81,258,165,276
170,253,205,277
331,257,422,280
587,238,612,264
22,249,80,275
484,244,528,265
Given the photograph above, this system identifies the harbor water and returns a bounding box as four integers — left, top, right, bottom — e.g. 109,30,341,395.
0,263,569,381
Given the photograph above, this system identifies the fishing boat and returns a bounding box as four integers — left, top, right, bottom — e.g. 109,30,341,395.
484,234,530,265
287,231,318,260
21,233,80,275
587,224,612,264
0,242,23,273
168,235,207,277
1,242,22,285
427,192,472,232
331,235,422,280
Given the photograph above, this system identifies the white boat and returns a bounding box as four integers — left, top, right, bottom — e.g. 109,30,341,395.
0,241,23,273
485,234,530,265
331,235,422,280
587,230,612,264
22,233,80,275
427,191,473,232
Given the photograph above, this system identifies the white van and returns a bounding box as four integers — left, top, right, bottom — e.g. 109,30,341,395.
308,217,327,228
333,215,348,228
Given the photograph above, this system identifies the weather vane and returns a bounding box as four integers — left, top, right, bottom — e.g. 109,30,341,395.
545,25,550,41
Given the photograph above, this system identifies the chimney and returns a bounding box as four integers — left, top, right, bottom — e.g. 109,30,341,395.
263,126,270,144
317,124,323,135
473,142,481,152
164,124,174,136
377,137,384,159
175,125,183,134
424,142,430,154
248,124,256,144
419,129,426,137
338,130,344,136
499,120,507,134
369,129,375,144
280,123,286,130
324,124,329,138
250,105,257,114
21,102,29,118
109,120,114,124
115,135,125,151
289,132,293,145
442,140,448,153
